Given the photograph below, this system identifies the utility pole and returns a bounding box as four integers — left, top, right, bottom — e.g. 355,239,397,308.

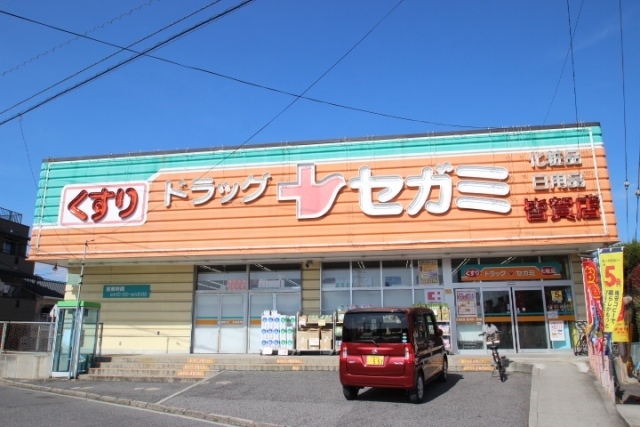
70,240,89,379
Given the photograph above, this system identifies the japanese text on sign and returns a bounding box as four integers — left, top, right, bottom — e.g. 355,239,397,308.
61,182,148,227
102,285,150,299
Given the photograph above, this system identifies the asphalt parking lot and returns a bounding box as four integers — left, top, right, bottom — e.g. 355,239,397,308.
20,370,531,427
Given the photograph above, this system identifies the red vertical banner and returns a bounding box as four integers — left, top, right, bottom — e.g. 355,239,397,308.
582,258,602,327
599,248,627,342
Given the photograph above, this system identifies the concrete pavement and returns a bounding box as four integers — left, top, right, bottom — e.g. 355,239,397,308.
2,354,639,427
506,354,630,427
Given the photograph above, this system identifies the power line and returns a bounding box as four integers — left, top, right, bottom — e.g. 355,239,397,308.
18,115,38,188
0,0,226,118
0,4,485,130
565,0,579,124
617,0,630,242
0,0,159,78
0,0,255,127
543,0,584,124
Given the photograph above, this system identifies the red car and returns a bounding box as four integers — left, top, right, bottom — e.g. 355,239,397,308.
339,307,448,403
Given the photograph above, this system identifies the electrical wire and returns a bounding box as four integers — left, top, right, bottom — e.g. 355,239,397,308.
565,0,579,124
543,0,584,124
0,0,227,118
18,115,38,187
0,4,485,130
0,0,255,127
0,0,159,78
617,0,630,242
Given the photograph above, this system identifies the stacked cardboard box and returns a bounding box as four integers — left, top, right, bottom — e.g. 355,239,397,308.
320,328,333,350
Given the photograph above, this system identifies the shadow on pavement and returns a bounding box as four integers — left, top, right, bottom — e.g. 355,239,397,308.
351,373,463,404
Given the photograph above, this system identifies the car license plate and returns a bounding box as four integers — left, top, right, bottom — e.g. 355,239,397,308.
366,355,384,366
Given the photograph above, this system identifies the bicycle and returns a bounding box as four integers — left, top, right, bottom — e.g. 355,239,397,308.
574,321,588,356
480,331,506,382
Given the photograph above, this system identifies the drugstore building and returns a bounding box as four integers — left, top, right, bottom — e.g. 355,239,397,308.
29,123,618,355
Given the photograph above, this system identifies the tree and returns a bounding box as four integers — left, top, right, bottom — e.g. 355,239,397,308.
622,241,640,342
623,240,640,280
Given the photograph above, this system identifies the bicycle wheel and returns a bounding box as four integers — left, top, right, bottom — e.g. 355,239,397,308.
497,361,506,382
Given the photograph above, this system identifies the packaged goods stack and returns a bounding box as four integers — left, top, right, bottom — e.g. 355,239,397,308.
285,315,295,350
334,309,345,351
261,310,295,355
295,312,336,354
417,303,452,354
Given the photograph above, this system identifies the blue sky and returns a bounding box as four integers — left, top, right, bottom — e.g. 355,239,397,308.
1,0,639,280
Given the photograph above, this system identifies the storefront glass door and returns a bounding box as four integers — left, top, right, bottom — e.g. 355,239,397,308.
512,288,548,350
482,290,515,351
458,286,550,353
193,294,220,353
219,294,247,353
193,293,247,353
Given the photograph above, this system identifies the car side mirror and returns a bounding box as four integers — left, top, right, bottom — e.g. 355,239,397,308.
435,328,443,337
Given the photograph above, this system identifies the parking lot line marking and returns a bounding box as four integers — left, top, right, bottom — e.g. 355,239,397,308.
155,372,222,405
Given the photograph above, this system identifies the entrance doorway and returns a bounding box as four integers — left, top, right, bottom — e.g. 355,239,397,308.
455,286,552,353
193,293,247,353
481,287,548,352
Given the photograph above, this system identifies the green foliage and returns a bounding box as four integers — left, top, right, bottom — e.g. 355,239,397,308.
623,240,640,279
625,241,640,341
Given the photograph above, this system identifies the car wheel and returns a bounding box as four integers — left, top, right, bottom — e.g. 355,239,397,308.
342,386,359,401
409,372,425,404
439,358,448,382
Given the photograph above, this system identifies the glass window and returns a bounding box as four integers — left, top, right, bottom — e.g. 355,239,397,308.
321,259,444,312
425,314,436,337
544,286,574,314
352,261,381,288
342,311,408,343
414,313,426,340
2,240,17,255
384,289,413,307
197,265,247,291
275,293,301,316
353,290,381,308
382,260,413,287
451,258,476,283
249,263,301,289
479,256,539,265
541,255,571,280
455,287,484,349
321,262,350,289
321,291,350,315
415,259,442,286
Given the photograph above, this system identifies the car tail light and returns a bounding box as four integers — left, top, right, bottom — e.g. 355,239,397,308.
404,344,414,362
341,344,348,359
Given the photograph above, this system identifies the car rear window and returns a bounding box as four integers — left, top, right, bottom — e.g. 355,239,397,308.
342,312,409,344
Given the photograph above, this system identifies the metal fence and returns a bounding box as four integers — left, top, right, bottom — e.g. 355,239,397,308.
0,321,55,353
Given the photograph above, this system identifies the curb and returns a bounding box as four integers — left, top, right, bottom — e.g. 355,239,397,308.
0,378,286,427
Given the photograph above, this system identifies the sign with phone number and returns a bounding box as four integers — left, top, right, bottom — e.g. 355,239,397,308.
103,285,150,298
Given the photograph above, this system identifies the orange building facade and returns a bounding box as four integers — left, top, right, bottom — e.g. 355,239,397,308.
30,123,618,354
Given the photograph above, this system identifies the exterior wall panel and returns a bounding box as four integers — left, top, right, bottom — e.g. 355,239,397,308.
64,265,193,354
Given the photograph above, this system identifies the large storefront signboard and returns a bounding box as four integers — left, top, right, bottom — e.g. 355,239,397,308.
599,248,627,342
460,262,562,282
29,125,618,261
